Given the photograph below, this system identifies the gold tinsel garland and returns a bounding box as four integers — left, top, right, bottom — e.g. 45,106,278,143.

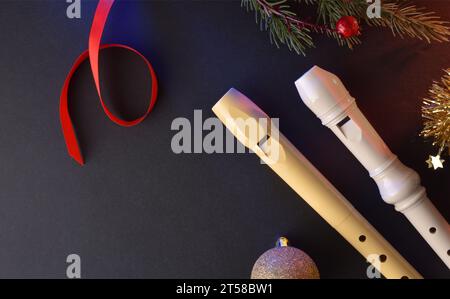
421,69,450,170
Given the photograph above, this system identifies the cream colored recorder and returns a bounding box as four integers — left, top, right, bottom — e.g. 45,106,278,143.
213,88,422,279
296,66,450,268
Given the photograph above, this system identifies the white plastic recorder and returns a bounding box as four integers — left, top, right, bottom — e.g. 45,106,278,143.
296,66,450,268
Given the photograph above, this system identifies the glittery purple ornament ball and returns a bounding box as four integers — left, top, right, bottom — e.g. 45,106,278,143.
251,245,320,279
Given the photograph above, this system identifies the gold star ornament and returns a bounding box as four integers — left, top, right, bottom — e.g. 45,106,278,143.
426,155,445,170
421,68,449,172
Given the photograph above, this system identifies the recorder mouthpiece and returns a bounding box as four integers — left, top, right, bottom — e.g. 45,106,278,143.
295,66,355,125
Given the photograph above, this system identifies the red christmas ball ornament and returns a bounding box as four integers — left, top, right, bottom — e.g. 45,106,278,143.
336,16,360,38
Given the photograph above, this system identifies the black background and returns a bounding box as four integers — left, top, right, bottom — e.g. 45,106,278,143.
0,0,448,278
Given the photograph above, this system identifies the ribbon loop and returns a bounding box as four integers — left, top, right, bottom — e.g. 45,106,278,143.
60,0,158,165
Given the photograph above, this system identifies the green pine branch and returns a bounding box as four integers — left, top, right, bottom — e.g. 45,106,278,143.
241,0,318,55
368,1,450,42
242,0,450,55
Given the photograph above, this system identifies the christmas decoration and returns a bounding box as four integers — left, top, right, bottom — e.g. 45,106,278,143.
426,155,445,170
251,237,320,279
60,0,158,165
421,69,450,170
241,0,450,55
213,88,422,279
296,66,450,268
336,16,360,38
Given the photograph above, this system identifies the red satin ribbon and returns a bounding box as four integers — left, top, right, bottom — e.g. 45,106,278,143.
60,0,158,165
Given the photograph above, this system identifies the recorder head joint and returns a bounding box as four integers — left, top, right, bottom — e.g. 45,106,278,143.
295,65,355,126
212,88,272,150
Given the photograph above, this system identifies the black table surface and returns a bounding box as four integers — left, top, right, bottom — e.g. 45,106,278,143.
0,0,448,278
